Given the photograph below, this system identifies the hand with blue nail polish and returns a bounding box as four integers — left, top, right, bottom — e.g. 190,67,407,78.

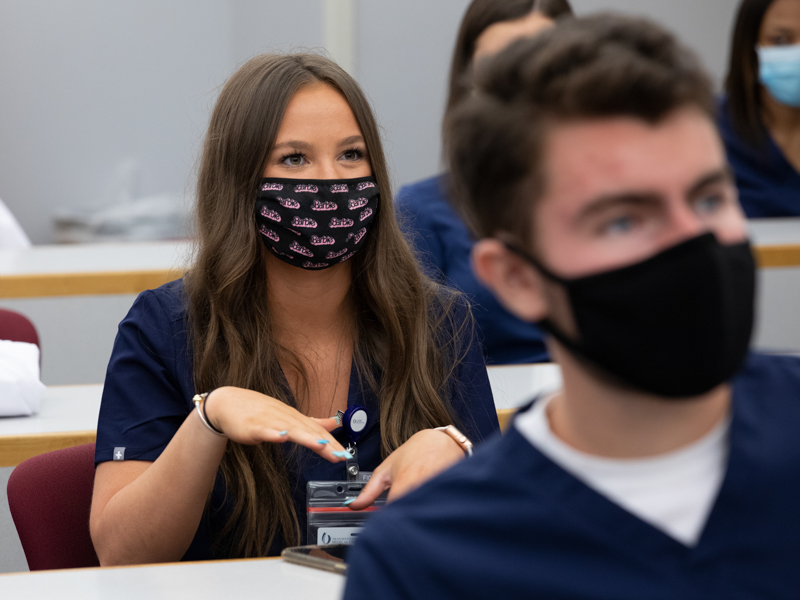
191,387,348,462
345,428,466,510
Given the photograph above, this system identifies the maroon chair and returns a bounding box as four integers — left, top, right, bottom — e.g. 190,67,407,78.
0,308,39,348
7,443,100,570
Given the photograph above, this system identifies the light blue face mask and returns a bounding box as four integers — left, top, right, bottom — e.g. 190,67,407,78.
757,43,800,108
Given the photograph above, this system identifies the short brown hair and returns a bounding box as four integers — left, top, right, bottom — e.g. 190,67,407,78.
445,14,715,247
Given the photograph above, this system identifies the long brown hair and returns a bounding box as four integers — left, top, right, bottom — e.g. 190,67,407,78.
725,0,775,146
184,54,470,557
445,0,574,117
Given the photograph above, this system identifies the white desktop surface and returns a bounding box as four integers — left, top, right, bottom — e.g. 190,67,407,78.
0,558,344,600
747,217,800,246
488,363,562,409
0,365,557,440
0,241,191,276
0,218,793,277
0,385,101,436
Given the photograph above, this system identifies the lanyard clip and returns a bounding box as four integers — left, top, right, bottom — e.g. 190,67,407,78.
345,444,359,481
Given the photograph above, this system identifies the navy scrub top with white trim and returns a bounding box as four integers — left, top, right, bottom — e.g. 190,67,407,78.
344,353,800,599
95,279,499,560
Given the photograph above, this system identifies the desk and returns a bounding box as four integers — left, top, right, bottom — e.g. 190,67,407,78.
749,217,800,268
0,385,100,467
0,241,190,299
0,558,343,599
0,366,555,466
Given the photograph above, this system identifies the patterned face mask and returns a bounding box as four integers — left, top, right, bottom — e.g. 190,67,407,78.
255,176,380,270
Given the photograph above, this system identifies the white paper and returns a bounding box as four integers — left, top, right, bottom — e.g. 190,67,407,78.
0,339,45,416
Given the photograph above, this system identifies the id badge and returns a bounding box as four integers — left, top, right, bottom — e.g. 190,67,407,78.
306,481,387,545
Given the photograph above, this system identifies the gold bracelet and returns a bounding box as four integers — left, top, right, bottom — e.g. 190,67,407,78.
434,425,473,457
193,392,226,437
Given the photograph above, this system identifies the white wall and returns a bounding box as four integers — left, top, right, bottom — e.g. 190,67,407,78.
0,1,233,243
0,1,739,243
570,0,738,88
358,0,471,187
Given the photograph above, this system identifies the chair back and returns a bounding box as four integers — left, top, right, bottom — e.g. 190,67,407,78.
7,443,100,570
0,307,39,347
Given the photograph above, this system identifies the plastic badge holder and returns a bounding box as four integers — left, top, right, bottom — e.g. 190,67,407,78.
307,481,387,545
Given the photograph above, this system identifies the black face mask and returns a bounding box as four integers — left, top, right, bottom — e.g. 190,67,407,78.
255,176,379,270
512,233,755,397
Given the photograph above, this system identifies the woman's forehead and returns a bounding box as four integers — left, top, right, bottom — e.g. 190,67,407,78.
274,83,363,146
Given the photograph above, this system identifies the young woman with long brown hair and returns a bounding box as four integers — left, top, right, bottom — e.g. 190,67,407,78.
720,0,800,216
89,53,498,564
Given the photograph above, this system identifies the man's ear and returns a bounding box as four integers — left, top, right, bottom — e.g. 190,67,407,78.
471,238,548,322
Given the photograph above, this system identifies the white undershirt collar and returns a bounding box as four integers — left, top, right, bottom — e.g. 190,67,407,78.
515,393,731,546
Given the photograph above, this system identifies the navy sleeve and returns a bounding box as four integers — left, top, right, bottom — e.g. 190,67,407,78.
395,181,447,282
344,518,420,600
445,297,500,444
95,288,192,464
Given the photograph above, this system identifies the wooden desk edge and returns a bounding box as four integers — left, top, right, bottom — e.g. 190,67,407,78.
754,245,800,269
0,431,97,467
0,270,182,299
497,408,515,432
0,245,796,300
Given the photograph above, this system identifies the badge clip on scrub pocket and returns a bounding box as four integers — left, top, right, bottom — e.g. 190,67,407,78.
306,481,387,545
340,406,368,482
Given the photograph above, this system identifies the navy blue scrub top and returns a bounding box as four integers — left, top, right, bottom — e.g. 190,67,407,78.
396,175,549,365
95,279,499,560
718,96,800,218
344,353,800,600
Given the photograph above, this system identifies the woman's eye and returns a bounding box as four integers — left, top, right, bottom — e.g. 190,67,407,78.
767,33,794,45
341,148,364,162
280,153,307,167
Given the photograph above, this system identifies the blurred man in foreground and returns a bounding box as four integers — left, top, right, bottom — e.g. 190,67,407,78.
344,14,800,600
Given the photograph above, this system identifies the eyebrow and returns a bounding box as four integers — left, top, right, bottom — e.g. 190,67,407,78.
271,135,365,152
575,167,735,223
765,26,796,35
685,167,734,197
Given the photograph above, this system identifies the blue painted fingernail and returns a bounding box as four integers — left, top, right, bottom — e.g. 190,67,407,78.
342,497,357,506
317,439,329,445
278,431,288,436
332,450,354,459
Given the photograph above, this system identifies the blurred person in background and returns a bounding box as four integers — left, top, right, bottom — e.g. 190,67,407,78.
396,0,573,366
720,0,800,217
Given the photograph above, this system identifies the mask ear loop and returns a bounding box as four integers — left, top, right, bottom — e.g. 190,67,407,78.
496,234,586,355
496,233,566,284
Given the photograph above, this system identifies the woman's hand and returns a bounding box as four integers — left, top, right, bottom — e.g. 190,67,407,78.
205,386,350,462
347,428,467,509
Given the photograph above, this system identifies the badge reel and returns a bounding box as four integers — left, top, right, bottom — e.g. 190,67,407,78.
337,406,370,482
305,405,385,545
